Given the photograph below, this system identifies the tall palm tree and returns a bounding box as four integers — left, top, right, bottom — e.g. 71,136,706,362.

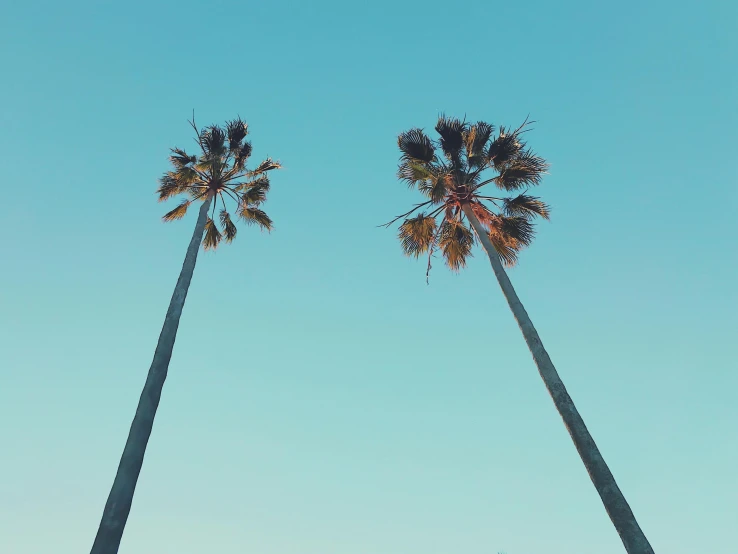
385,115,654,554
90,116,280,554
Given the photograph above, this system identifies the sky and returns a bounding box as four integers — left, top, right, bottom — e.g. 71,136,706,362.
0,0,736,553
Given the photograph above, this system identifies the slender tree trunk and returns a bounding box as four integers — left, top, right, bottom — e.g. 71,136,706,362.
90,196,213,554
460,203,654,554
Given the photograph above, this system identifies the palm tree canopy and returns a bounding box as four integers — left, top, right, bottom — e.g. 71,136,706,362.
386,115,550,277
157,116,281,250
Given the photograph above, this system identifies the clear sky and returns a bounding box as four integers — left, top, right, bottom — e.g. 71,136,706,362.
1,0,736,553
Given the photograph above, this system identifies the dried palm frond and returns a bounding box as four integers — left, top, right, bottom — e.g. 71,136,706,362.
398,214,437,258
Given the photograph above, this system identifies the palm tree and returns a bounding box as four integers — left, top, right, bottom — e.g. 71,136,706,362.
385,115,654,554
90,116,280,554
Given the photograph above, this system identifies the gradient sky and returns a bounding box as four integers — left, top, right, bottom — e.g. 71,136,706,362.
1,1,736,553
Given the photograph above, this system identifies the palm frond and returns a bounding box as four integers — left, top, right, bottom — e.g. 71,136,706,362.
200,125,227,159
240,183,268,206
494,150,548,190
238,206,273,231
203,217,223,250
234,141,253,169
173,165,200,186
234,174,270,192
464,122,495,167
439,218,474,271
398,128,435,163
398,214,437,258
418,173,450,204
500,215,536,246
487,230,521,267
162,200,191,222
219,210,238,243
435,115,467,162
488,127,524,168
169,148,197,169
157,173,185,201
398,161,435,187
250,158,282,176
503,194,550,220
226,118,248,153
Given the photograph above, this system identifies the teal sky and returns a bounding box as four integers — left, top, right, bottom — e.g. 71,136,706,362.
1,1,736,553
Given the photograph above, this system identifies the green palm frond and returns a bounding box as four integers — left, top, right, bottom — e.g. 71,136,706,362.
488,128,524,168
435,115,467,162
162,200,191,222
226,118,248,153
173,165,200,186
219,210,237,243
203,217,223,250
503,194,550,220
439,218,474,271
418,173,449,204
494,150,548,190
464,122,495,166
234,174,270,192
398,128,435,163
398,161,435,187
234,141,253,169
493,215,536,247
250,158,281,176
169,148,197,168
201,125,227,158
239,206,273,231
398,214,437,258
240,183,268,206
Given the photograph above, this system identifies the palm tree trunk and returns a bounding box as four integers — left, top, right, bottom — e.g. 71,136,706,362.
90,196,213,554
460,202,654,554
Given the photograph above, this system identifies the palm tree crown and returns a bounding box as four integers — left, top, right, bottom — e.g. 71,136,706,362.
157,116,281,249
386,115,550,276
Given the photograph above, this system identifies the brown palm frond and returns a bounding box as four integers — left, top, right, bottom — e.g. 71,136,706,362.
494,150,548,190
469,201,498,228
464,122,495,166
435,115,467,162
398,128,435,163
439,218,474,271
157,174,187,201
162,200,191,222
250,158,282,176
203,217,222,250
219,210,238,243
487,230,521,267
398,214,437,258
226,118,248,152
239,206,273,231
503,194,550,220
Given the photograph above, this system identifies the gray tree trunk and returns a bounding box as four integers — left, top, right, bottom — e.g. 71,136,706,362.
90,196,213,554
460,203,654,554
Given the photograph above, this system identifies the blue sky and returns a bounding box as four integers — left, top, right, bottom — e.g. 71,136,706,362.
1,0,736,553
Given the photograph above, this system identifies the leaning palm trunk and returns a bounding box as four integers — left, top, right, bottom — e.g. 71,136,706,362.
461,202,654,554
91,196,213,554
